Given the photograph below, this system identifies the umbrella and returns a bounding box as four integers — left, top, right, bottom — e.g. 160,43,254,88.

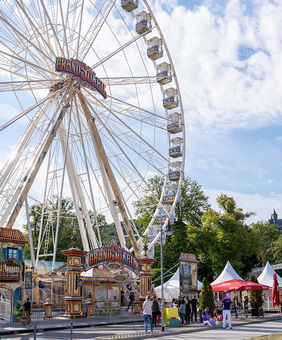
272,273,280,306
211,279,270,292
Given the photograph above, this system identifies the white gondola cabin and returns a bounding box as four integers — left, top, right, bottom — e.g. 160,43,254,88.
155,206,171,224
163,88,178,109
163,184,177,204
147,37,163,60
168,161,182,181
121,0,138,12
168,170,180,181
156,62,172,85
135,11,152,35
169,137,183,158
167,112,182,134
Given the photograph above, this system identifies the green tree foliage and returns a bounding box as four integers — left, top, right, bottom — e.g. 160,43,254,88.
250,221,279,265
133,176,210,283
199,277,215,312
249,275,263,310
187,194,260,280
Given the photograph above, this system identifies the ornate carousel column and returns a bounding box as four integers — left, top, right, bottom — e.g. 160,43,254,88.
61,230,87,318
139,242,156,303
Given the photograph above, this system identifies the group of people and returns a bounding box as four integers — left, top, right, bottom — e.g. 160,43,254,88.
171,295,198,325
142,295,199,334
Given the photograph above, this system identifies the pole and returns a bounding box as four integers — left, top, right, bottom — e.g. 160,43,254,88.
160,216,164,332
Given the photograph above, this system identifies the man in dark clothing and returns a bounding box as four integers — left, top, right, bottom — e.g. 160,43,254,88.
23,298,31,325
184,296,191,324
190,296,198,322
152,296,159,327
126,292,135,312
222,293,232,329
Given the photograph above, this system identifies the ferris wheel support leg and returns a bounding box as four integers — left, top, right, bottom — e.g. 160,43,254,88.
58,127,97,250
5,86,76,229
77,91,140,256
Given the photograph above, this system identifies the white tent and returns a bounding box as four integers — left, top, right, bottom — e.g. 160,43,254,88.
211,261,243,285
257,261,282,288
154,268,202,300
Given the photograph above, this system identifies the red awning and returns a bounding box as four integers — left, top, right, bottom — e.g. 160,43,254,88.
212,279,270,292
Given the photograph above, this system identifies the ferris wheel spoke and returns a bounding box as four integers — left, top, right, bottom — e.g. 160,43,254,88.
79,0,117,61
0,90,61,132
58,0,70,58
13,0,57,60
89,93,168,165
0,79,57,92
101,76,156,86
38,0,64,56
0,50,57,77
0,11,55,66
91,32,146,70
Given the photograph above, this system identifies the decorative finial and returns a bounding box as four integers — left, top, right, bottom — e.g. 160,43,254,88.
143,235,148,257
71,225,77,248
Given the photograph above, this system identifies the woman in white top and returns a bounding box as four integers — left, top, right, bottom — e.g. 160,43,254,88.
143,295,153,334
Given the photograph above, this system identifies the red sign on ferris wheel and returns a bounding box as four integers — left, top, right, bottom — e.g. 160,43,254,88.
55,57,107,99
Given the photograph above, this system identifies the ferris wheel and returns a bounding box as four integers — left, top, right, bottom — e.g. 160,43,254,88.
0,0,185,266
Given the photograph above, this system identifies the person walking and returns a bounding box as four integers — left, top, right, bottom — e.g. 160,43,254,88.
233,296,239,318
157,298,162,326
126,292,135,312
143,295,153,334
179,299,186,325
184,296,191,324
222,293,232,329
244,296,249,318
190,295,198,322
152,296,159,327
23,298,31,325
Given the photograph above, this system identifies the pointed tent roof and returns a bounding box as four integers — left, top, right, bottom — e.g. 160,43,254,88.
211,261,243,285
257,261,282,288
154,268,202,300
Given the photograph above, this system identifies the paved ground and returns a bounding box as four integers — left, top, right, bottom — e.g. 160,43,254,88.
0,318,282,340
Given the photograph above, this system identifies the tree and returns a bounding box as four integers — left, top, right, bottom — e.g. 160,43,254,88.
250,221,279,265
249,275,263,315
187,194,260,280
199,277,215,313
133,176,210,283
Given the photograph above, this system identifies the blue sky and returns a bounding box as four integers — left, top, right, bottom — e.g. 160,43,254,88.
153,0,282,223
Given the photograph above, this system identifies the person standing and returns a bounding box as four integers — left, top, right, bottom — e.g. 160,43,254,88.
179,299,186,325
190,296,198,322
143,295,153,334
23,298,31,325
126,292,135,312
157,298,161,326
152,296,159,327
222,293,232,329
233,296,239,318
184,296,191,324
244,296,249,318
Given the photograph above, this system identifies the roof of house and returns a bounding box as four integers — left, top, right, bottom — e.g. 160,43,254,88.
0,227,27,244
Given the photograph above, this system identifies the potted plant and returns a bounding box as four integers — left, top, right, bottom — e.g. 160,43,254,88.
6,258,21,266
249,275,263,317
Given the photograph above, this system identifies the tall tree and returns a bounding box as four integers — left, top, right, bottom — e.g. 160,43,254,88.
133,176,210,283
199,277,215,313
250,221,279,265
187,194,260,280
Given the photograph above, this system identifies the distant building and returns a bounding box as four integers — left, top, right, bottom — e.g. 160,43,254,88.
269,209,282,235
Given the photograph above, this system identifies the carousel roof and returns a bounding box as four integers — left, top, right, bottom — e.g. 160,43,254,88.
257,261,282,288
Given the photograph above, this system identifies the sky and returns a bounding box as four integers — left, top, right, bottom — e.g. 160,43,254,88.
1,0,282,228
151,0,282,223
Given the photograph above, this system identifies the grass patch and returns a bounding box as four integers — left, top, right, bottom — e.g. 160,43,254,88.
249,333,282,340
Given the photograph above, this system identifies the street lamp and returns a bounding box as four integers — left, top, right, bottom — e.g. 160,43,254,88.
160,216,174,332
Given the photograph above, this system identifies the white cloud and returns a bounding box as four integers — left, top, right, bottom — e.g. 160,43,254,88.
205,188,282,224
152,0,282,132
